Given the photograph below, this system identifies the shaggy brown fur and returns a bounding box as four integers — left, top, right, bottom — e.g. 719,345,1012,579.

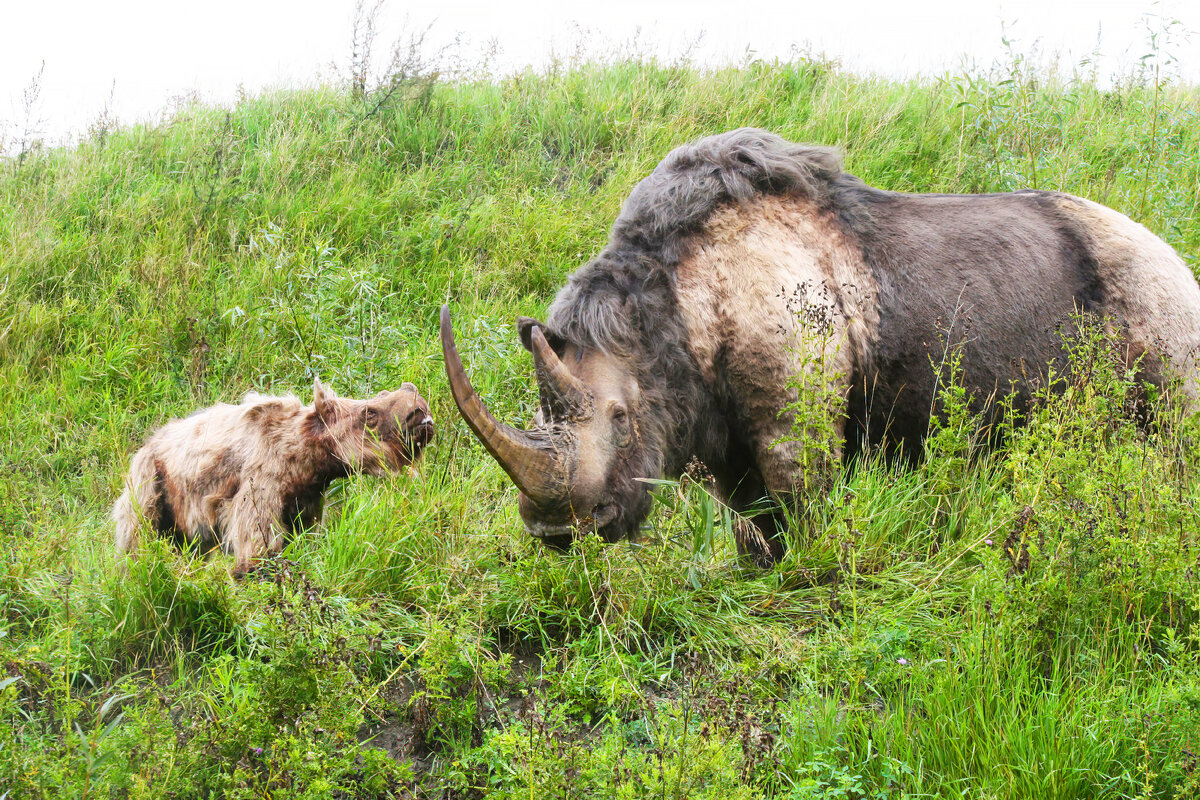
113,380,434,574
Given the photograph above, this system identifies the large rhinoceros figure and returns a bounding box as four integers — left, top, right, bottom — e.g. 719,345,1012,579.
441,128,1200,564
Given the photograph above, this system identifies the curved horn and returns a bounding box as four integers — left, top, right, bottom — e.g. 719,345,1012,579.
440,305,565,499
530,326,593,420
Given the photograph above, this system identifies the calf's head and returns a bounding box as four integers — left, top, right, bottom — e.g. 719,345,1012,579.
314,380,435,475
440,306,660,547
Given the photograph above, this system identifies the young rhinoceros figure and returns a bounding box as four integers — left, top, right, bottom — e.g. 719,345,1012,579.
112,380,434,574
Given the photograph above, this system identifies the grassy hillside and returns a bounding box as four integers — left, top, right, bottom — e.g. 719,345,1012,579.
2,52,1199,798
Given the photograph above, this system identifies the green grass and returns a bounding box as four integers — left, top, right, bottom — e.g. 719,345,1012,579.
2,46,1200,798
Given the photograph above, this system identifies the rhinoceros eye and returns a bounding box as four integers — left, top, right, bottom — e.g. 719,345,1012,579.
363,407,379,426
610,405,631,447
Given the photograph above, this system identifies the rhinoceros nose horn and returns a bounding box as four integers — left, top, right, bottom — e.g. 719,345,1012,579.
440,304,568,501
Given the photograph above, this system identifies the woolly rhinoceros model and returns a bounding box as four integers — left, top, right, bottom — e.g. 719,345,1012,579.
441,128,1200,564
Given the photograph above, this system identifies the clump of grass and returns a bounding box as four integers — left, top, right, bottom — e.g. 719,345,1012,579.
92,542,245,670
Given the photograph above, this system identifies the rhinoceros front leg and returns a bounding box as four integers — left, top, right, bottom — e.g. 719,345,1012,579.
729,405,847,567
722,473,788,568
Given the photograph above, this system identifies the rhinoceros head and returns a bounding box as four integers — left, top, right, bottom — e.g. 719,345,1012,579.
440,305,660,547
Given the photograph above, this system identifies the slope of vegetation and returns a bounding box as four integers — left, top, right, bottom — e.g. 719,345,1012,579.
1,44,1199,798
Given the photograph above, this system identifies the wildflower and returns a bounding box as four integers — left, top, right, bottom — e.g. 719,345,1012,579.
984,539,994,546
896,657,909,666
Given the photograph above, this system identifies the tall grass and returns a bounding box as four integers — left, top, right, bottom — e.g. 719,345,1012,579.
1,42,1199,798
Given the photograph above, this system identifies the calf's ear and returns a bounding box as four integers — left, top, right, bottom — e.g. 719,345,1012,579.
313,379,339,419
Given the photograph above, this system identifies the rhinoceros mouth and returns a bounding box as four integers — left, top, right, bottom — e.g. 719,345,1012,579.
522,502,619,539
524,520,576,538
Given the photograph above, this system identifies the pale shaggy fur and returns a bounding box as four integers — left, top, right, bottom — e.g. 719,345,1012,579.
675,196,878,496
113,380,433,574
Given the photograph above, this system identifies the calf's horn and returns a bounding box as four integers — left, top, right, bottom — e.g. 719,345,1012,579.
440,305,565,499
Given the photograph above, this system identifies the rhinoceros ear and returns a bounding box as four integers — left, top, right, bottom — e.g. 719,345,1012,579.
518,317,565,353
517,317,543,352
313,379,339,419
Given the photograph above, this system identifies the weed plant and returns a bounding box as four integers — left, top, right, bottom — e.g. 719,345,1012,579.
1,34,1200,799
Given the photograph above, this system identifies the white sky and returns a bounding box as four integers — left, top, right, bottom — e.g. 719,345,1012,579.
2,0,1198,147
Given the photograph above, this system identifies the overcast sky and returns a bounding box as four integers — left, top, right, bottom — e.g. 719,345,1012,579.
2,0,1198,147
